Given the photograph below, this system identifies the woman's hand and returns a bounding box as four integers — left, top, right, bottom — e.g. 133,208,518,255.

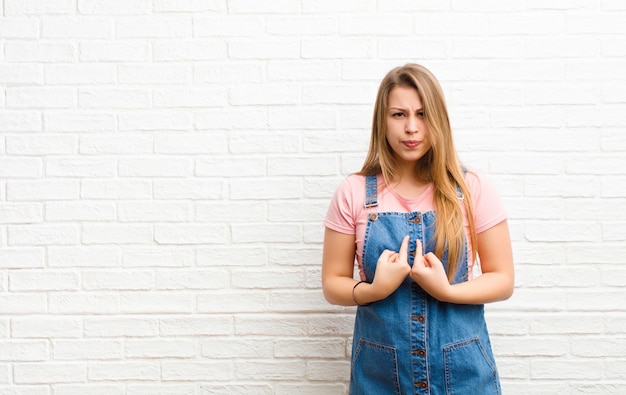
369,236,412,300
409,239,452,301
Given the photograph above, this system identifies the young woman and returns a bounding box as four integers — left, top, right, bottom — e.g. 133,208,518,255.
322,63,514,394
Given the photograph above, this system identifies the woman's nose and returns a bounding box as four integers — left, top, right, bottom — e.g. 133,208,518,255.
405,116,419,133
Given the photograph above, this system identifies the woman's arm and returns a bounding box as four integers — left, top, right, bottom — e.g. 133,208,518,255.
322,227,411,306
409,220,514,304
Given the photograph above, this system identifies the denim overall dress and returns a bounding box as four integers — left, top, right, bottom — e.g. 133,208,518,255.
349,175,501,395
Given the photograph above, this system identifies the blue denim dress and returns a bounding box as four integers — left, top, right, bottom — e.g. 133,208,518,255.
349,175,501,395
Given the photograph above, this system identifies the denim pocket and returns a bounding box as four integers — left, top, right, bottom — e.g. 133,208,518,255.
443,337,501,395
350,338,400,395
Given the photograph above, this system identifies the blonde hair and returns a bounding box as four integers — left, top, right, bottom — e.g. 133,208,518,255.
359,63,477,281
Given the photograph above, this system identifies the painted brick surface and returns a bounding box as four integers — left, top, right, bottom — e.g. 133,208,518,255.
1,1,625,393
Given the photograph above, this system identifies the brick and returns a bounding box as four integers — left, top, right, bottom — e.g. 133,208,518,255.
42,17,113,38
159,316,233,336
200,337,273,359
45,112,115,132
7,179,79,202
155,269,229,290
306,360,351,381
128,385,195,395
4,0,75,15
234,360,305,380
196,62,262,84
49,293,119,314
44,64,116,85
268,156,338,176
78,0,151,15
413,13,489,35
152,39,227,61
268,107,336,129
118,158,192,177
0,64,43,84
153,88,226,108
0,341,48,362
120,291,195,314
6,88,76,109
80,179,152,200
154,179,224,200
154,0,223,12
230,84,300,105
378,38,449,60
0,158,42,179
48,246,120,268
116,16,191,38
228,0,300,13
118,202,192,222
82,225,152,244
197,246,267,267
79,41,150,61
118,111,191,131
0,248,44,269
9,270,80,291
0,17,40,38
228,39,301,60
267,16,335,35
302,38,373,59
82,270,153,290
78,88,151,109
198,292,270,313
196,157,264,177
0,203,43,224
88,362,159,381
274,338,345,358
8,225,79,246
4,41,77,62
341,14,411,35
52,339,123,360
267,61,339,81
46,157,116,177
0,294,44,317
155,132,227,154
84,317,158,338
489,14,565,35
123,339,195,358
162,361,233,381
453,38,524,59
0,112,42,132
14,363,86,384
6,135,76,155
123,247,193,268
155,224,228,245
194,108,267,130
304,0,376,12
79,134,152,155
12,317,82,338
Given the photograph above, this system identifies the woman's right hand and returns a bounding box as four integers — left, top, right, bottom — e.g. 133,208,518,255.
370,236,412,299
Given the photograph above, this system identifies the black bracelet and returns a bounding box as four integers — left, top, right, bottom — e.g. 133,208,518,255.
352,281,372,306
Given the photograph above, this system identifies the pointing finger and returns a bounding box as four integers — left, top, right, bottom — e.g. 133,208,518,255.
398,236,409,264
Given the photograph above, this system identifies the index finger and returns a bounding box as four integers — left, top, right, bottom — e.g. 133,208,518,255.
398,235,409,263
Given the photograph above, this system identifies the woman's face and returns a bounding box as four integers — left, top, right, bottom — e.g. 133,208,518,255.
385,85,432,168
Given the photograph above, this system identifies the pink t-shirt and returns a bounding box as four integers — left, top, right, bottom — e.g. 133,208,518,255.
324,168,507,280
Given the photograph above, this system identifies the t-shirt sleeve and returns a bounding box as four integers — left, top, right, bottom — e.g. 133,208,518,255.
466,169,507,234
324,176,359,235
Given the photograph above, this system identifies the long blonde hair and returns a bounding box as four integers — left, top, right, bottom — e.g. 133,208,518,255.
359,63,477,281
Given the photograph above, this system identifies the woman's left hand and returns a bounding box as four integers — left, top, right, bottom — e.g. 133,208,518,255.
409,239,452,301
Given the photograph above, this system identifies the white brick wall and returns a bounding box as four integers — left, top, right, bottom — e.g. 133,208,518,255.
1,1,625,393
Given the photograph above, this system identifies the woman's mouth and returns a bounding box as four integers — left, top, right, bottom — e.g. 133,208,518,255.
402,141,420,148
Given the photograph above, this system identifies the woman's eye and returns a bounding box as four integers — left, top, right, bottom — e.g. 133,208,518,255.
417,111,425,118
392,112,404,118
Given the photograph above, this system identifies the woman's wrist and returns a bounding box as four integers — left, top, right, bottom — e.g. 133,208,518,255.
352,280,390,306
